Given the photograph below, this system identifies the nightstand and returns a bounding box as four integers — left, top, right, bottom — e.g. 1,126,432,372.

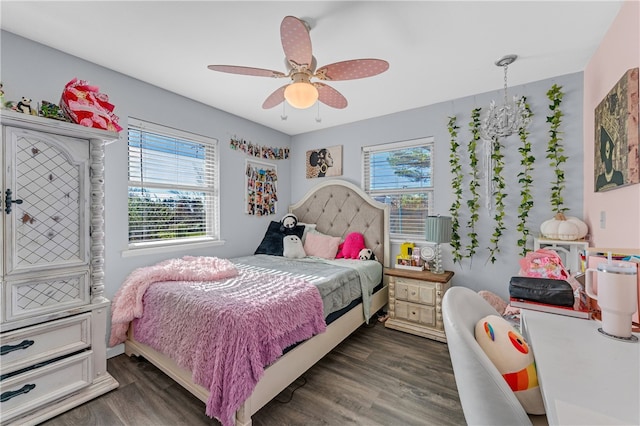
384,268,454,342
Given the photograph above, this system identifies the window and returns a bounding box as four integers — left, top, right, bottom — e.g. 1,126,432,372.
362,137,433,238
127,118,219,248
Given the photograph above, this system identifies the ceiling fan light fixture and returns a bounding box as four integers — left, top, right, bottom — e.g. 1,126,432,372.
284,77,318,109
208,16,388,111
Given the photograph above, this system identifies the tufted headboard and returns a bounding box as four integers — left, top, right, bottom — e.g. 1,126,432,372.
290,179,390,267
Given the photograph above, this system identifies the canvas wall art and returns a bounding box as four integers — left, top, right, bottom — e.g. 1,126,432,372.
594,67,639,192
305,145,343,178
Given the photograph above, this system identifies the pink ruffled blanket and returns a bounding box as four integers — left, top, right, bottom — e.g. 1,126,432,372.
110,255,326,426
109,256,239,346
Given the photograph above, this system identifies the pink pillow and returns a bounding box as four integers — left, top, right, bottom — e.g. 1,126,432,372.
303,232,341,259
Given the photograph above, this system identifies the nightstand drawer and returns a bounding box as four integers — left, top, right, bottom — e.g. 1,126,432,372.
1,313,91,375
394,278,436,305
395,300,436,326
0,351,92,424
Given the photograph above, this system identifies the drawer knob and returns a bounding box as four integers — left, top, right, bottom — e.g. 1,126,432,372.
1,384,36,402
1,339,35,355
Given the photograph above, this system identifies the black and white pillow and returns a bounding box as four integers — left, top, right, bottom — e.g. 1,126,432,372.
254,221,305,256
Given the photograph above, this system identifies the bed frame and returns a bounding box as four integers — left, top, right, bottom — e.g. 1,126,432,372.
124,179,390,426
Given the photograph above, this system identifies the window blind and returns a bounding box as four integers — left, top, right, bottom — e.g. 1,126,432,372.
362,138,434,237
127,119,219,245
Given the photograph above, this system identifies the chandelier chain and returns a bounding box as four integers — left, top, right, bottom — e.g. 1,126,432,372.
503,63,509,104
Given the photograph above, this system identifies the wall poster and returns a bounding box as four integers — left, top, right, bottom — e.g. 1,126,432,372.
594,67,639,192
305,145,343,179
245,159,277,216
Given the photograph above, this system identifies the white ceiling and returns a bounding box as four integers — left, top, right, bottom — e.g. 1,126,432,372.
1,1,624,136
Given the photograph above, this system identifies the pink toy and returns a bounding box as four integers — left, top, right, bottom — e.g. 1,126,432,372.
336,232,366,259
60,78,122,132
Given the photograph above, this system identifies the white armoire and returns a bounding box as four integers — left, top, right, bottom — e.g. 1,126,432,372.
0,110,119,425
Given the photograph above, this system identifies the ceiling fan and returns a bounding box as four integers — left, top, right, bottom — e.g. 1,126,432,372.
207,16,389,110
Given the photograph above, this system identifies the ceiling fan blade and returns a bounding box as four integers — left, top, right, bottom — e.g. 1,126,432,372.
316,83,348,109
315,59,389,81
280,16,313,69
262,85,287,109
208,65,285,78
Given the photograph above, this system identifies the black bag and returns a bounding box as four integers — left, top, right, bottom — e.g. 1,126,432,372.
509,276,574,307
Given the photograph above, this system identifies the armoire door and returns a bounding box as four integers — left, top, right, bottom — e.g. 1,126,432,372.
3,126,90,277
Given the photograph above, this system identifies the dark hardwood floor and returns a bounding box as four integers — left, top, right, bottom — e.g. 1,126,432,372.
41,322,466,425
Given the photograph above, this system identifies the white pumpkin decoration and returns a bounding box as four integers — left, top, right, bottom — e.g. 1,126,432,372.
540,213,588,241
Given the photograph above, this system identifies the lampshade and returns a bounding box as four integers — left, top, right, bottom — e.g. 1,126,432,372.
284,81,318,109
425,216,452,244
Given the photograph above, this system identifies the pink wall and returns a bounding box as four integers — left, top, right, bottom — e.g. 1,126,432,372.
584,0,640,249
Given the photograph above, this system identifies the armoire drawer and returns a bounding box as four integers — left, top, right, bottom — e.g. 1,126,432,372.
1,313,91,375
2,270,90,323
0,351,92,424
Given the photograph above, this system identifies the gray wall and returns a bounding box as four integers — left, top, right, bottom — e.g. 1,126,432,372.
291,73,584,300
2,30,584,329
0,31,293,318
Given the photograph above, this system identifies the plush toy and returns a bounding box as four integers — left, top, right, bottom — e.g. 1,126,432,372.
283,235,306,259
280,213,298,233
16,97,34,115
336,232,366,259
358,248,376,261
60,78,122,131
40,100,69,121
475,314,546,415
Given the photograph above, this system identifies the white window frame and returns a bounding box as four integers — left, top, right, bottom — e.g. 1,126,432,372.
362,137,434,240
126,118,220,252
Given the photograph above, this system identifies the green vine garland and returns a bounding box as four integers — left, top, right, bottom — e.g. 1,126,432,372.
487,134,506,264
448,116,464,264
546,84,568,214
466,108,482,260
516,97,535,257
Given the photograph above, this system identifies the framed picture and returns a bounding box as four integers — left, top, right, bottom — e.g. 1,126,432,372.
594,67,639,192
305,145,343,179
245,159,277,216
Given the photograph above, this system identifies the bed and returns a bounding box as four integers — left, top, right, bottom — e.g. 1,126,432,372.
121,179,390,426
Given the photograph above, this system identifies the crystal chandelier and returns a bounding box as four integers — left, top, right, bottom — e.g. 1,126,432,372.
481,54,531,140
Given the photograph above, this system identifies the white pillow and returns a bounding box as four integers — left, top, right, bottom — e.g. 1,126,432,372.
299,223,317,244
475,314,545,415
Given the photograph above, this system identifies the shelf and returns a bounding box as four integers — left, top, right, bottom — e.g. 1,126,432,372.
587,248,640,257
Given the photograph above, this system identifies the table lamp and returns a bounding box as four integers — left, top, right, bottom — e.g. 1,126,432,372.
425,215,452,274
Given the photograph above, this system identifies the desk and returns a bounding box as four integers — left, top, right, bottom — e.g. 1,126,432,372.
522,310,639,425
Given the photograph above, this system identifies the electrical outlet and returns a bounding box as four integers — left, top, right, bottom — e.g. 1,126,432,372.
600,211,606,229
